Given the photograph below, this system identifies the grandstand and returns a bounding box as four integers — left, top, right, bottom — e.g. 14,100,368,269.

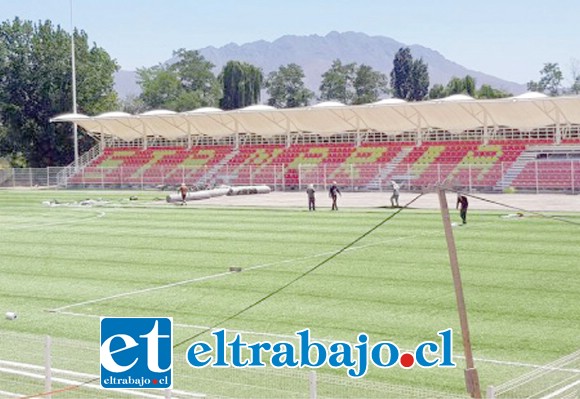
51,93,580,193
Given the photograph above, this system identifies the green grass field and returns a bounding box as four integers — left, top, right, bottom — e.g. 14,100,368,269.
0,190,579,398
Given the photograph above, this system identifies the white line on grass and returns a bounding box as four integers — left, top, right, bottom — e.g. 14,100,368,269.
56,309,580,374
50,270,233,312
50,218,496,313
49,235,411,312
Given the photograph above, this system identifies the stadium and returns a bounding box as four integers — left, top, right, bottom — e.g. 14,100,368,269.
1,92,580,398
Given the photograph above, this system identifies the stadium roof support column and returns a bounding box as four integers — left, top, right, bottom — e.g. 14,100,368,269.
286,118,291,148
234,120,239,150
483,114,489,145
187,123,192,150
555,112,561,145
99,132,105,153
95,121,105,153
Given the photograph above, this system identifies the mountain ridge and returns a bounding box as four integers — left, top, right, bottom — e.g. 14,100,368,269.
114,31,526,99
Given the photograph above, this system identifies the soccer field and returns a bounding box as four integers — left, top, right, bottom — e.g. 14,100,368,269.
0,189,579,398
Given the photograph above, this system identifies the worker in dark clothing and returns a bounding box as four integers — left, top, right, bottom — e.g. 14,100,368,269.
306,184,316,211
456,193,469,224
329,181,341,211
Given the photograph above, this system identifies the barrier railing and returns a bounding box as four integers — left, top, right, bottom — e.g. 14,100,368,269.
1,160,578,193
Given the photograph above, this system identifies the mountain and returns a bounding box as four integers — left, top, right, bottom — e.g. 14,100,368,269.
114,31,526,100
114,70,141,98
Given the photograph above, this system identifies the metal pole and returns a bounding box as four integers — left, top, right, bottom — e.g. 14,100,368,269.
350,163,354,191
309,371,317,399
282,165,286,191
468,164,472,193
500,162,504,191
535,160,539,194
70,0,79,171
571,160,575,195
45,335,52,399
437,187,481,399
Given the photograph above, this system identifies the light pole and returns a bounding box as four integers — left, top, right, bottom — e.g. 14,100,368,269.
70,0,79,170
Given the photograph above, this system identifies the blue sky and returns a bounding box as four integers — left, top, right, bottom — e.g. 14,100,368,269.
2,0,579,85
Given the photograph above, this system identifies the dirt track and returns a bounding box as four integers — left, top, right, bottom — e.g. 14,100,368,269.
190,191,580,212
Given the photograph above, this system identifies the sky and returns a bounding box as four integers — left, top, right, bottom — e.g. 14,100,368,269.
1,0,579,85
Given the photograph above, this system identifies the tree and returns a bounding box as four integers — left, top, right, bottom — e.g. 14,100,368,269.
428,77,510,100
464,75,476,97
477,84,511,99
170,49,221,106
265,63,313,108
446,76,466,95
137,66,182,109
353,64,388,104
320,60,387,105
428,84,446,99
0,18,118,167
571,76,580,95
527,62,563,96
526,80,543,93
137,49,220,111
390,48,414,100
319,59,357,104
409,59,430,101
539,63,563,96
569,59,580,95
219,61,263,110
119,94,147,114
390,48,430,101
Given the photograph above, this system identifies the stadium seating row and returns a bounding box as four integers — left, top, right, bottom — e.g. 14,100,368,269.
70,140,580,190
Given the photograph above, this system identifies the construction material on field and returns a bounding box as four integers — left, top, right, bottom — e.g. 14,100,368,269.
226,185,271,196
166,190,211,202
165,185,271,203
5,312,17,320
